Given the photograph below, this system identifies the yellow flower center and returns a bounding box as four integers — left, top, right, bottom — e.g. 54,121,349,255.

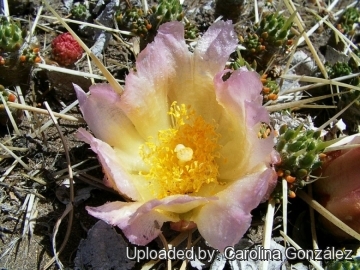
139,102,221,198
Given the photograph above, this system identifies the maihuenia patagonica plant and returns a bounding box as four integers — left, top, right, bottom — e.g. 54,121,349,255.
116,0,184,36
336,7,360,36
0,17,26,52
0,84,16,102
115,0,198,44
239,12,295,70
325,61,360,134
326,257,360,270
71,3,88,21
272,124,327,202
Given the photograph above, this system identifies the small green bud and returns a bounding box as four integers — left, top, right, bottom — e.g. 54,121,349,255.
268,19,277,29
299,153,316,168
306,141,316,151
279,125,287,135
305,130,314,138
13,33,20,42
296,169,308,179
311,160,322,170
284,129,296,141
298,180,306,188
269,28,278,37
260,19,266,29
284,156,297,167
313,130,321,139
164,10,172,20
277,29,288,39
288,141,304,152
5,27,11,37
177,13,184,21
276,139,286,151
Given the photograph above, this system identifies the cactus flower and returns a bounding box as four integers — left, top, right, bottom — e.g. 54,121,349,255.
314,137,360,238
75,21,277,252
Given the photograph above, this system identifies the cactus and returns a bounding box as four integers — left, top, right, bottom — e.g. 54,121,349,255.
19,47,41,64
255,12,294,48
184,22,199,40
149,0,183,29
272,124,326,201
0,17,26,52
337,7,360,36
239,12,295,70
116,0,183,39
71,3,88,21
326,257,360,270
116,7,150,37
326,62,353,79
0,84,16,102
323,61,360,134
239,33,265,54
261,74,280,101
0,84,22,125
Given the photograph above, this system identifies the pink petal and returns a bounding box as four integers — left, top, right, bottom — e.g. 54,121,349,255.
119,21,239,138
87,195,214,246
193,169,274,252
214,69,267,125
194,21,238,76
74,84,144,152
120,22,188,138
213,69,274,179
315,147,360,237
316,147,360,199
86,201,142,227
167,20,238,123
77,128,141,201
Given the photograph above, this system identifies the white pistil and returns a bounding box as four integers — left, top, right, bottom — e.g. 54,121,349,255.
174,144,193,163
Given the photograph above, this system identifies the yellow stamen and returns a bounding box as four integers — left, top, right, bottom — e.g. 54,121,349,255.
139,102,221,198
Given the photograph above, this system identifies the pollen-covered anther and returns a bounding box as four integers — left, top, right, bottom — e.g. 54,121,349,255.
139,102,221,198
174,144,193,163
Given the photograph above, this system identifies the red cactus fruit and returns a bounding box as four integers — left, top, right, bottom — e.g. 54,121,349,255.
51,32,83,66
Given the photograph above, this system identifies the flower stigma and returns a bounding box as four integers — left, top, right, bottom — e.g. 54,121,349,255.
139,102,221,198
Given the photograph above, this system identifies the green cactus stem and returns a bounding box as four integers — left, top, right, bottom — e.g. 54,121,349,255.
326,257,360,270
273,124,326,200
337,7,360,36
0,84,16,102
184,22,199,40
150,0,183,29
261,73,280,101
19,47,41,64
71,3,88,21
238,12,296,71
0,17,26,52
116,7,150,37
